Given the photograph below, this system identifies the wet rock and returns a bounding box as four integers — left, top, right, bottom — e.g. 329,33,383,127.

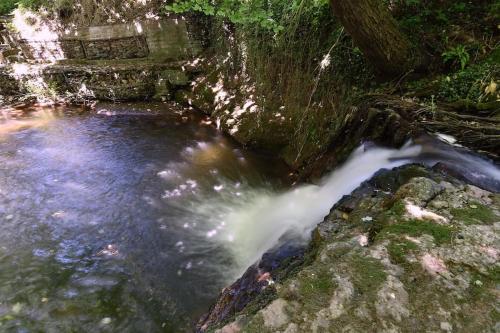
395,177,444,206
433,162,500,193
196,240,304,332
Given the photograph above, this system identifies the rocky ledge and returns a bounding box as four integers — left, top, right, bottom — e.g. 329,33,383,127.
200,164,499,333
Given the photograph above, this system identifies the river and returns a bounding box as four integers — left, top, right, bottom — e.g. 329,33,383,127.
0,102,289,332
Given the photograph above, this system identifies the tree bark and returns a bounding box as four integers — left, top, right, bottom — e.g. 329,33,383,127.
330,0,422,78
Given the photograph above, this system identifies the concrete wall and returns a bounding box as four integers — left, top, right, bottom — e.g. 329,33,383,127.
18,18,201,62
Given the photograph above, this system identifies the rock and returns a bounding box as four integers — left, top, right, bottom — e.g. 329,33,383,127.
200,165,500,332
429,200,448,209
259,298,289,328
421,254,447,276
465,185,493,204
215,320,242,333
196,240,304,332
395,177,444,206
160,69,190,86
328,276,354,319
403,202,448,223
375,276,409,322
283,323,299,333
440,321,453,332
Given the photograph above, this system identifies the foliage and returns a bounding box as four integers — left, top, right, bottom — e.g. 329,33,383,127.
436,62,499,103
349,255,387,296
442,45,470,70
0,0,17,15
297,267,335,311
166,0,330,34
387,239,418,265
393,0,496,72
0,0,67,15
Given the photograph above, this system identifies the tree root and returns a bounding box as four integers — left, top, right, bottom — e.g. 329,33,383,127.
358,94,500,159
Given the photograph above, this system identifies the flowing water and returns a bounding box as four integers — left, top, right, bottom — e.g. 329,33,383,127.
0,103,499,332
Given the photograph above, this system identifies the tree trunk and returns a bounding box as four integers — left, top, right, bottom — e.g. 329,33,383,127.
330,0,422,78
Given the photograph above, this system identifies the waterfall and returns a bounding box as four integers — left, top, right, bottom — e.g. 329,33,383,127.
202,140,500,275
208,144,421,272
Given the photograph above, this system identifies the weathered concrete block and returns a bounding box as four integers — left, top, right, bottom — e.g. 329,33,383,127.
108,36,149,59
160,69,189,86
61,40,85,59
83,40,111,59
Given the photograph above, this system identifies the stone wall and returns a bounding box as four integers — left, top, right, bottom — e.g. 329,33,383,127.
0,16,202,102
15,18,201,62
0,62,193,102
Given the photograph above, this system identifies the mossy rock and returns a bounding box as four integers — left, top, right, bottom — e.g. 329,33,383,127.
451,201,499,225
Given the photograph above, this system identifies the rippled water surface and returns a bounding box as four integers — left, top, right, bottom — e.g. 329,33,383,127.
0,103,289,332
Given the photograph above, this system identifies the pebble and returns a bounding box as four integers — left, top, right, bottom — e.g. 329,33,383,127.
101,317,112,325
12,303,22,314
440,322,452,332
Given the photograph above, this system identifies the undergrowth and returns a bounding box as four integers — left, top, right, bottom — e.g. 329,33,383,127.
205,1,374,165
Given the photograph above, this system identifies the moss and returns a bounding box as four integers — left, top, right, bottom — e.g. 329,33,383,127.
297,266,336,312
243,315,268,333
390,200,406,217
451,202,498,225
349,255,387,296
387,239,419,265
488,265,500,283
369,199,407,243
380,220,454,245
466,267,499,304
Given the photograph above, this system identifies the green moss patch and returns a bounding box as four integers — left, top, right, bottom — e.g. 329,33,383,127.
297,267,336,312
380,220,454,245
387,239,419,265
349,255,387,297
451,202,498,225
